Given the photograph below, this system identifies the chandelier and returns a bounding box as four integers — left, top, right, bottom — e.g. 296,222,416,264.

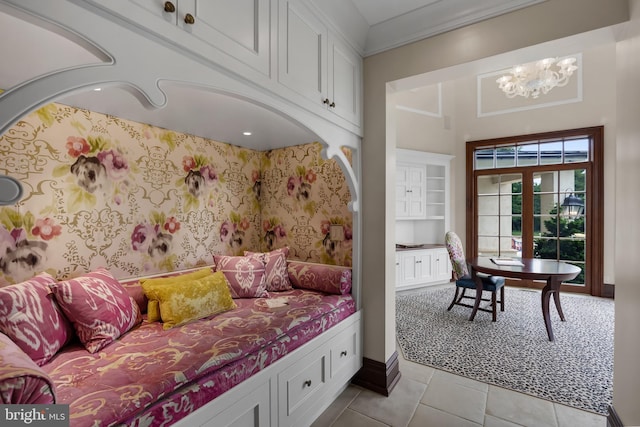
496,57,578,99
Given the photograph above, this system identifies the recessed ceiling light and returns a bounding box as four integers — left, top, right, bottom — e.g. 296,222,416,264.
243,131,252,136
93,87,102,91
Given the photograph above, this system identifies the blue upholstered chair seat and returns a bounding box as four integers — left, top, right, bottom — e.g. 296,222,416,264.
456,274,505,292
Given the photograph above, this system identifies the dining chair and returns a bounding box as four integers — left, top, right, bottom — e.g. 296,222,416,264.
444,231,505,321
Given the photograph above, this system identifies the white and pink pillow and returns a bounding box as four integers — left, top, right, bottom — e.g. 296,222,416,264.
213,255,268,298
0,272,74,366
244,247,292,292
50,267,142,353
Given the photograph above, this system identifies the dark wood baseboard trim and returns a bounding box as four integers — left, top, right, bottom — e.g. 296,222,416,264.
607,405,624,427
351,351,401,396
602,283,615,299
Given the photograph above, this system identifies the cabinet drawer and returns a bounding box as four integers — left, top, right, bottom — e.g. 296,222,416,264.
278,349,327,424
330,328,358,379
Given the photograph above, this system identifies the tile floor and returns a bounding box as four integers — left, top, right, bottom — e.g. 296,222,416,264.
311,347,607,427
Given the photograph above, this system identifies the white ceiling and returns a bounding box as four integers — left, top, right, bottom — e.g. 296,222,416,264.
0,0,548,150
349,0,546,56
353,0,442,25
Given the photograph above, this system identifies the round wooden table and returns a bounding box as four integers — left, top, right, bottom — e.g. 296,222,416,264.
468,257,582,341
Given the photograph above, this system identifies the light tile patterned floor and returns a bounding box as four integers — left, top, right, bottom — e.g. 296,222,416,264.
311,347,607,427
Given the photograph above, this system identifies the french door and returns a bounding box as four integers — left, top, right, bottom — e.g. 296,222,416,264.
466,127,604,296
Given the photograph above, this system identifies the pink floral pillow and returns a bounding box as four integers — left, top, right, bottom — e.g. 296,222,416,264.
287,260,352,295
213,255,268,298
0,272,74,366
50,268,142,353
244,247,292,292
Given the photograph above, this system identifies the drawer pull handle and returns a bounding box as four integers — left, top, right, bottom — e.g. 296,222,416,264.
340,350,348,357
184,13,195,24
163,1,175,12
303,380,312,388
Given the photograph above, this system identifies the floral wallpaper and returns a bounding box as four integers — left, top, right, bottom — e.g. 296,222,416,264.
0,103,352,286
261,145,353,267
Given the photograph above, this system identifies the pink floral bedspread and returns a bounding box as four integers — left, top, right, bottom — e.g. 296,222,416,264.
43,289,355,427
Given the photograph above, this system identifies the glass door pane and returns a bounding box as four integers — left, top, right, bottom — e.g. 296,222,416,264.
533,169,586,286
476,173,522,257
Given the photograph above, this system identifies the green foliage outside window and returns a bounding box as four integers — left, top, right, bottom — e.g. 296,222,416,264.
534,205,585,284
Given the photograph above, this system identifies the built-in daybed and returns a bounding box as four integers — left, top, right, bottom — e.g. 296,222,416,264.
0,259,361,426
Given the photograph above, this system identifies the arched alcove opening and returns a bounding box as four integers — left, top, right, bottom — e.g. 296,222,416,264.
0,7,360,297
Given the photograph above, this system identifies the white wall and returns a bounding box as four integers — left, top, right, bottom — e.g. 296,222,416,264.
613,0,640,423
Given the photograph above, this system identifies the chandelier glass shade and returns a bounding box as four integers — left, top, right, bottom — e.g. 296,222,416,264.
496,57,578,99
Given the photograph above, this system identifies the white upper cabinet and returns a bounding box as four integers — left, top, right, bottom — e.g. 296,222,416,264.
58,0,361,133
85,0,272,76
396,149,454,244
277,0,327,105
396,164,427,220
278,0,362,128
327,34,362,127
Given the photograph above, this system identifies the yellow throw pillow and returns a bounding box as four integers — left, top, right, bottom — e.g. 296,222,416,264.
141,267,213,322
152,271,237,329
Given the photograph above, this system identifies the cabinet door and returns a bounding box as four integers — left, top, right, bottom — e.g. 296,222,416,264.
278,346,327,427
327,33,361,126
395,252,402,287
400,252,419,283
90,0,272,76
187,0,272,75
407,166,426,218
397,164,426,219
396,165,411,218
278,0,327,104
416,251,434,282
131,0,178,23
433,248,452,282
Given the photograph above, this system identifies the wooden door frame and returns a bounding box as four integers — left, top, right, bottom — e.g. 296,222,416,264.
465,126,605,297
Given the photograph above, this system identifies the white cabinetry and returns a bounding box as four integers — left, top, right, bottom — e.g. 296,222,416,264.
80,0,362,132
396,247,451,290
277,0,326,104
278,0,362,127
278,315,360,427
85,0,273,76
433,247,453,283
327,34,361,126
395,150,453,246
172,312,361,427
396,164,427,219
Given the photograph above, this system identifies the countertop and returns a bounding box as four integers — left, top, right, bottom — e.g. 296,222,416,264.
395,243,445,251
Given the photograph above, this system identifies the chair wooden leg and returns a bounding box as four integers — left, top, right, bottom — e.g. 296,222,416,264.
500,287,505,311
457,288,467,304
447,287,460,311
491,292,497,322
469,289,482,321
